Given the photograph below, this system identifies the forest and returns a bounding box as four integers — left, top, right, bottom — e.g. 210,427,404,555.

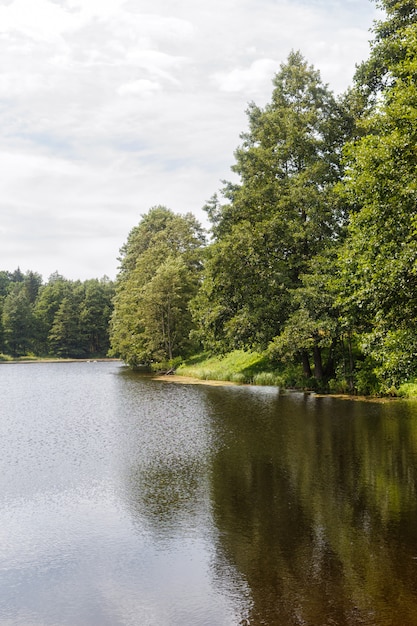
0,269,114,359
2,0,417,395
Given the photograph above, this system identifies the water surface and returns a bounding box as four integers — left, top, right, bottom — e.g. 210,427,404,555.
1,362,417,625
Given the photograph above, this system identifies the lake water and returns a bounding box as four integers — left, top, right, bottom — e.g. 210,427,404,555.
1,361,417,625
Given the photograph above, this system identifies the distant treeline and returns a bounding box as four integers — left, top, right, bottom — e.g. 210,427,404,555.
0,269,114,359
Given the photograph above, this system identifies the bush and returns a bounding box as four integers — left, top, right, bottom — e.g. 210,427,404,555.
397,381,417,398
354,357,381,396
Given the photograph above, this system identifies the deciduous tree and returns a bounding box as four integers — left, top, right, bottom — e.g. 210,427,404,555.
338,17,417,389
110,206,205,366
194,52,349,367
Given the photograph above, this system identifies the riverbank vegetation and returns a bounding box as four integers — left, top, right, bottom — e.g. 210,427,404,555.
2,1,417,397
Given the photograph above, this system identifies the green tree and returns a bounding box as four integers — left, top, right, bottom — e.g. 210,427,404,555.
194,52,349,360
79,277,114,356
268,249,341,382
23,271,43,304
48,283,84,358
2,283,35,356
192,220,292,352
34,274,70,354
139,257,197,361
0,271,13,352
110,206,205,366
338,21,417,390
355,0,417,99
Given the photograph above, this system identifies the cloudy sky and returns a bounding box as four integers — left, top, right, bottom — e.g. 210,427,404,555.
0,0,381,281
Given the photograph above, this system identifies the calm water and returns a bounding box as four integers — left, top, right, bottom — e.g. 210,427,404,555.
1,362,417,625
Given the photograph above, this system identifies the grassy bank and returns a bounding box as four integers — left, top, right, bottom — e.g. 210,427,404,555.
175,350,417,398
176,350,285,386
0,353,40,362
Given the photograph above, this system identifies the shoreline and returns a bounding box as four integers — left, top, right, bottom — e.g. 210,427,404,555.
1,359,408,401
0,358,121,364
151,373,400,401
151,373,237,386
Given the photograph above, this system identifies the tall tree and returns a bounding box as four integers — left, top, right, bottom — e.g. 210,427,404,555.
2,283,35,356
34,274,70,354
110,206,205,366
139,257,197,362
338,15,417,390
79,278,114,356
355,0,417,99
194,51,349,363
48,283,84,358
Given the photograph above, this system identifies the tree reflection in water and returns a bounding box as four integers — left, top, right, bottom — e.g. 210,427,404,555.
205,387,417,626
120,376,417,625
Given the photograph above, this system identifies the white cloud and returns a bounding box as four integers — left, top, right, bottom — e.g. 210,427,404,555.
212,59,278,94
125,49,190,84
0,0,80,42
117,79,162,97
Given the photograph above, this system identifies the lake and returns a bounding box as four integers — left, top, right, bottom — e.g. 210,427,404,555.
1,361,417,625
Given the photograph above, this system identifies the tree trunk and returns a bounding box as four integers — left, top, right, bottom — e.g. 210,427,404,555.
313,345,324,380
301,351,312,378
347,333,355,392
324,340,337,379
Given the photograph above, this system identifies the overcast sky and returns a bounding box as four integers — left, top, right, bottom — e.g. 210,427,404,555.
0,0,381,281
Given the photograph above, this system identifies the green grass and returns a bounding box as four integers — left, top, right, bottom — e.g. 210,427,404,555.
176,350,282,386
0,353,39,362
397,381,417,398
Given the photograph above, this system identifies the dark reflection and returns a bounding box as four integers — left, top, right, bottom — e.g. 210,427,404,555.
115,372,417,625
126,458,204,538
204,387,417,626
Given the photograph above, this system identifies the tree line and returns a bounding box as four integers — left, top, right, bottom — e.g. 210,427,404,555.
110,0,417,394
0,269,114,358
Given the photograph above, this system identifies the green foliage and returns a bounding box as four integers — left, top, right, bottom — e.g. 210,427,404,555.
397,380,417,398
111,8,417,394
267,245,342,383
338,22,417,390
79,278,114,356
193,51,350,366
2,283,36,356
252,371,285,386
191,220,291,352
110,206,205,366
139,256,198,361
48,293,84,358
4,2,416,395
0,269,114,359
355,0,417,98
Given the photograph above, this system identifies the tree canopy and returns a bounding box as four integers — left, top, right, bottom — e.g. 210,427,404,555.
0,271,114,359
338,17,417,390
109,206,206,366
192,52,350,376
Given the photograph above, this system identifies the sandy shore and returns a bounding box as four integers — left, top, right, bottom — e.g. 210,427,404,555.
151,374,237,386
